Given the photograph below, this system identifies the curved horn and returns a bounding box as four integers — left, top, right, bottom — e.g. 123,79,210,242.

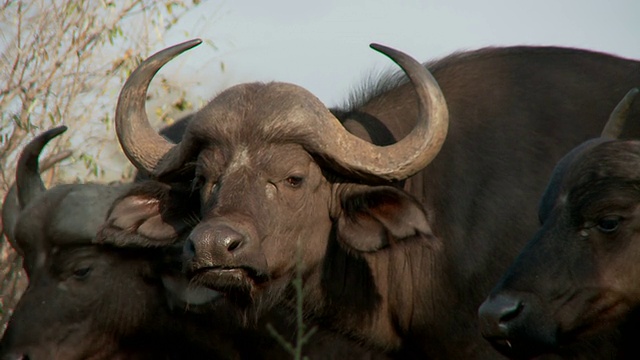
115,39,202,174
310,44,449,181
16,126,69,209
2,147,72,252
601,88,639,139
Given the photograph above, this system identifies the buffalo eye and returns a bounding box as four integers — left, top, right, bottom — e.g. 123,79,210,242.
285,176,304,188
72,266,92,280
596,216,621,234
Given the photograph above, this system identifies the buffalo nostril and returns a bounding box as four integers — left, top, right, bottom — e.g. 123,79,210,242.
217,227,244,253
498,299,523,323
478,294,525,337
225,237,242,252
183,238,196,260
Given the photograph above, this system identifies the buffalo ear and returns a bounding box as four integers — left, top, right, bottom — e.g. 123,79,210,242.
336,185,433,252
96,181,199,248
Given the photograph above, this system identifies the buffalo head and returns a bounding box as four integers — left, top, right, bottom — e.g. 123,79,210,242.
110,39,448,346
0,127,231,359
0,127,161,359
478,88,640,358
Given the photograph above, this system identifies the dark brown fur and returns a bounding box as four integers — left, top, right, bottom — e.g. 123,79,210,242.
107,45,640,359
1,130,388,360
479,139,640,359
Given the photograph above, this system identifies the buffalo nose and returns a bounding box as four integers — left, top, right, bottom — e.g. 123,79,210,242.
478,293,524,338
184,224,247,264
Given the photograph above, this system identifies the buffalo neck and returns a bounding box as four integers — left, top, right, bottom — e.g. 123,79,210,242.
298,225,450,354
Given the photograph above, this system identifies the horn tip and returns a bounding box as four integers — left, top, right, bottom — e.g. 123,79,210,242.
369,43,407,63
52,125,68,135
184,38,203,50
166,39,203,56
369,43,390,53
43,125,68,141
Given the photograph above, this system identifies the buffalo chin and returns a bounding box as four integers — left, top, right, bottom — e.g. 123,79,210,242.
189,267,263,301
486,336,555,360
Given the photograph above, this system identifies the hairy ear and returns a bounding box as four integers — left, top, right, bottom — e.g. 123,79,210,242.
336,185,432,252
96,181,199,247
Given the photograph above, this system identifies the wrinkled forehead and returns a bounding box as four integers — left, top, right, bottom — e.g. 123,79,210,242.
51,185,127,245
196,142,315,174
15,184,127,252
539,139,640,221
537,138,608,221
187,82,330,145
568,140,640,183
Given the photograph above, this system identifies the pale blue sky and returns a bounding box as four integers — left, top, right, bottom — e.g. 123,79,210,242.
162,0,639,106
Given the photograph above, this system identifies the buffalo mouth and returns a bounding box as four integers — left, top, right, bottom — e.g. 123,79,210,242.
485,336,555,359
485,299,631,359
188,266,269,297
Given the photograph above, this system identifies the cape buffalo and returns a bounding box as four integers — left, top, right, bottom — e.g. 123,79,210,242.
0,147,72,334
0,127,387,359
478,89,640,359
0,127,213,359
105,39,640,358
